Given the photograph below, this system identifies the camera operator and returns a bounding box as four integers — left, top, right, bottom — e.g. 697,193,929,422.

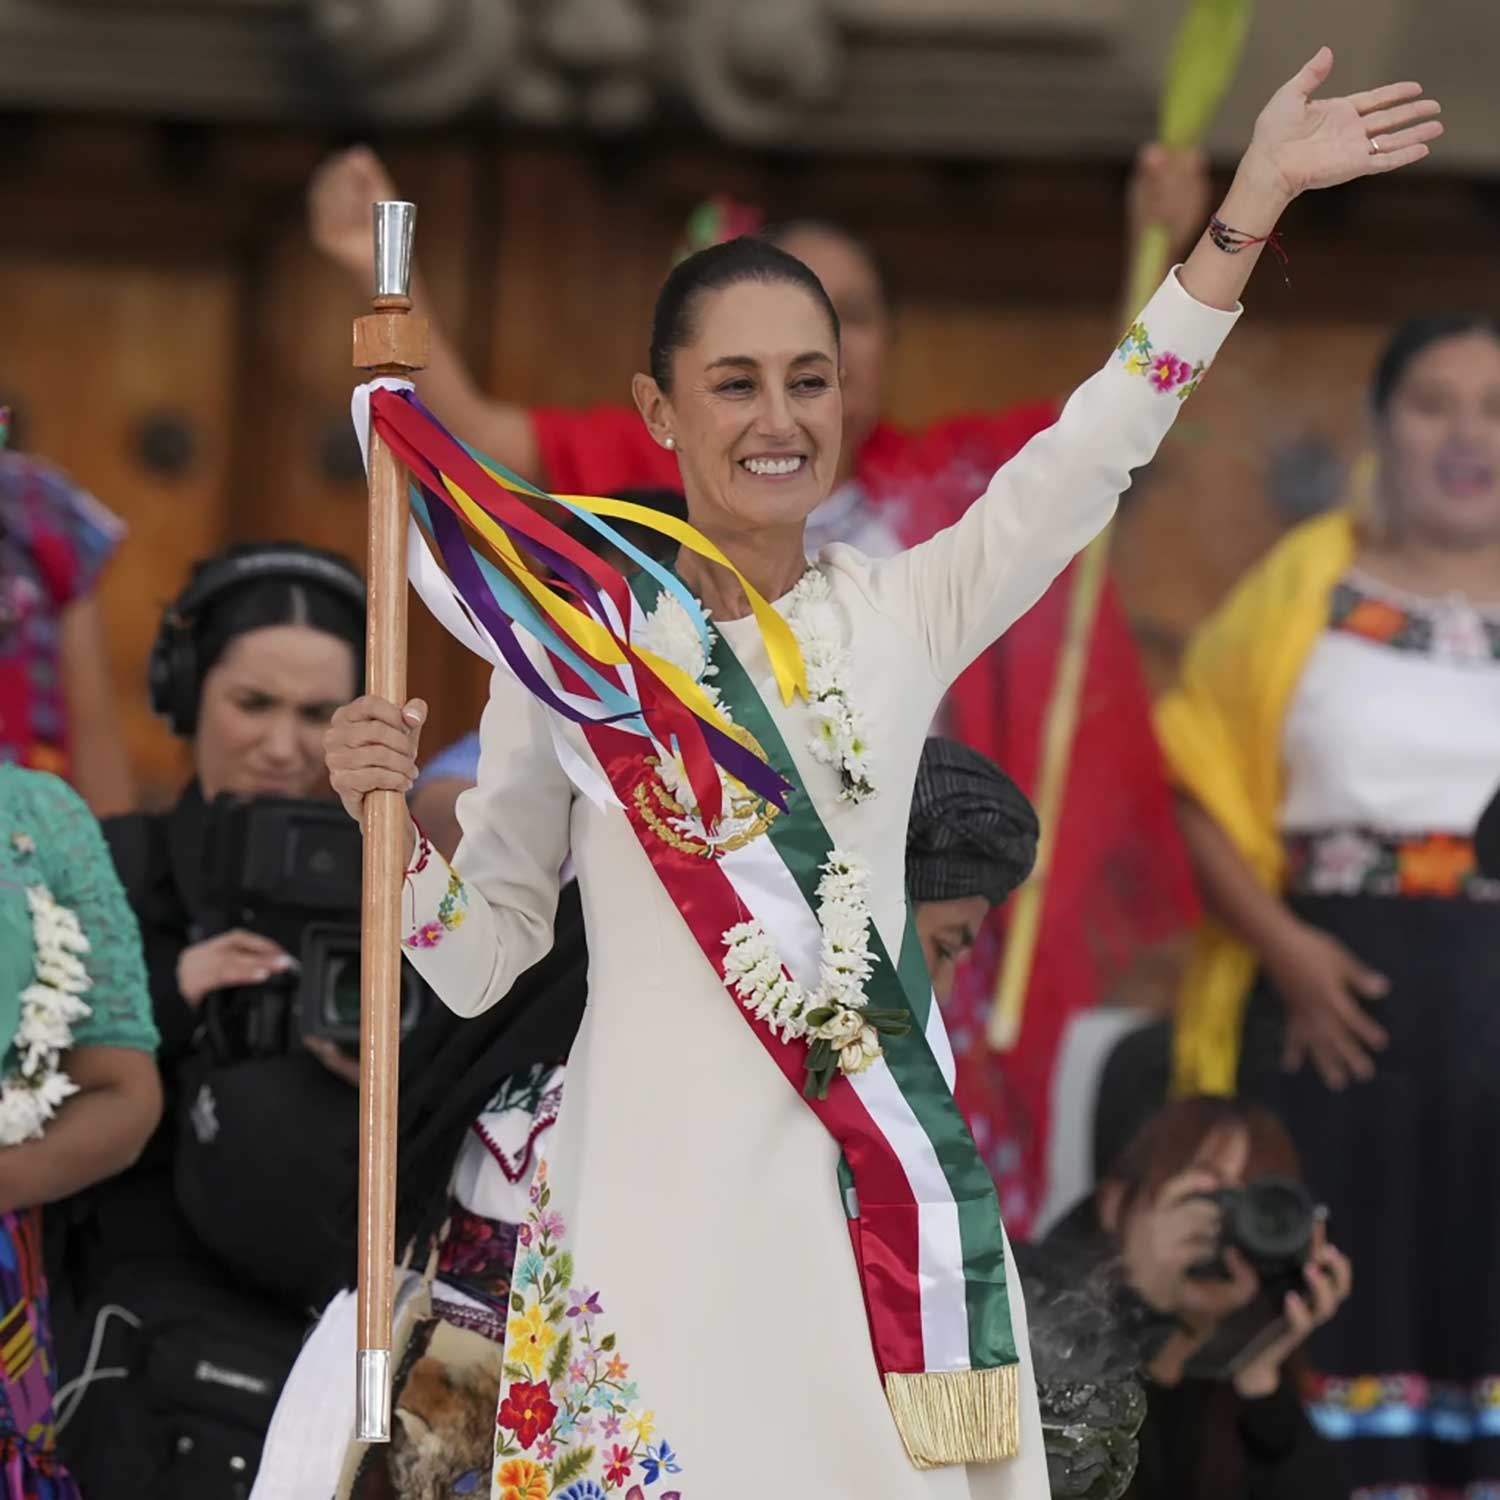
53,541,368,1499
1039,1095,1351,1499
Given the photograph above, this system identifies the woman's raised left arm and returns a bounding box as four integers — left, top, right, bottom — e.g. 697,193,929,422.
862,48,1440,686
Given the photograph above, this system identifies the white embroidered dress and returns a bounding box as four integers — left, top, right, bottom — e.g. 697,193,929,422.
399,272,1239,1500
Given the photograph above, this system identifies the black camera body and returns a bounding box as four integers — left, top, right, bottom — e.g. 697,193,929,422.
196,794,429,1062
1182,1175,1318,1380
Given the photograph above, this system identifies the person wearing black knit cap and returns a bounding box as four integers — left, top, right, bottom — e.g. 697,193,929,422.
906,735,1040,1002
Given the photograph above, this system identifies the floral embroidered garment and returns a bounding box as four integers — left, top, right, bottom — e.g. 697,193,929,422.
398,271,1238,1499
1225,565,1500,1496
0,766,156,1494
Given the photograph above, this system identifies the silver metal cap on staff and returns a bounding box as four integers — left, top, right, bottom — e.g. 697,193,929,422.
357,1347,392,1443
372,201,417,300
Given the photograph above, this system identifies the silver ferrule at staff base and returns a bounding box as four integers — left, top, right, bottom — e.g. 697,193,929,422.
357,1347,392,1442
372,201,416,300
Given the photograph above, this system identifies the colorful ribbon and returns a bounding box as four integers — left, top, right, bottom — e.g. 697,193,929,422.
364,386,800,826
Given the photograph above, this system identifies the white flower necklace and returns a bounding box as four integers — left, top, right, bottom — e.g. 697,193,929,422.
636,569,903,1096
782,568,876,802
0,884,93,1146
636,565,877,810
723,853,909,1098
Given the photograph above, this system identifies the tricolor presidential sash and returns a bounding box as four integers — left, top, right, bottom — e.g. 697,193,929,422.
355,381,1021,1467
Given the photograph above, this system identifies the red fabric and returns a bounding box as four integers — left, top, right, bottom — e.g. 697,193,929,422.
527,401,1199,1234
531,404,681,497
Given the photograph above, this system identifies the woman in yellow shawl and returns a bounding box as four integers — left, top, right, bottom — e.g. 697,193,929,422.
1158,313,1500,1497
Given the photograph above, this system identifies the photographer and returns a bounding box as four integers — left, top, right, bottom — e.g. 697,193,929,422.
1040,1096,1350,1499
54,542,368,1499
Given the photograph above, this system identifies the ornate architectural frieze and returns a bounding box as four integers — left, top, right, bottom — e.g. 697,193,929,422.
0,0,1492,169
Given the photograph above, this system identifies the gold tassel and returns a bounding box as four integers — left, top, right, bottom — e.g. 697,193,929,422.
884,1364,1020,1469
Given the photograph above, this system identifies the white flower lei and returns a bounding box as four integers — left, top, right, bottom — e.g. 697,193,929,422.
636,565,876,815
723,852,909,1095
0,885,93,1146
636,571,903,1095
780,568,876,803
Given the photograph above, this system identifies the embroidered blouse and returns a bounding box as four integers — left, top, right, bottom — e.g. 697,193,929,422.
0,764,158,1068
1279,570,1500,835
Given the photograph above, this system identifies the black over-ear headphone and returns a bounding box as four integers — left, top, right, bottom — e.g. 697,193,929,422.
148,543,367,737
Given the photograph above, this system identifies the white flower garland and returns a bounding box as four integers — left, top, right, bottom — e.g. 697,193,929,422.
636,565,876,815
636,572,900,1094
724,852,912,1095
780,568,875,803
0,885,93,1146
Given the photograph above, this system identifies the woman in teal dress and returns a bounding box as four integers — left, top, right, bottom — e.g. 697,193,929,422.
0,764,161,1496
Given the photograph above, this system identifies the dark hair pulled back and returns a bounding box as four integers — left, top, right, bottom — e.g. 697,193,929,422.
648,236,840,392
1371,312,1500,418
194,543,366,685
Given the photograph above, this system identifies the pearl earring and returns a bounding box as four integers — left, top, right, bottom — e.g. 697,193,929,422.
665,436,676,451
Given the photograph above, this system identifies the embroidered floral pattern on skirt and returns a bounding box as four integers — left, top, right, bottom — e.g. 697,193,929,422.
1285,828,1500,902
496,1161,683,1497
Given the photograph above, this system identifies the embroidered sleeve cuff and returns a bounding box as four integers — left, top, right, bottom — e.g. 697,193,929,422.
1114,267,1242,402
402,827,472,951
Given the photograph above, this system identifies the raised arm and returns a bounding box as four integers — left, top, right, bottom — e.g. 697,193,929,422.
326,663,574,1019
1176,47,1439,312
310,146,545,484
851,48,1440,687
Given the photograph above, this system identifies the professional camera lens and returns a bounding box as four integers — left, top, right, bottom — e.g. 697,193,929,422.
1224,1176,1315,1269
325,953,362,1030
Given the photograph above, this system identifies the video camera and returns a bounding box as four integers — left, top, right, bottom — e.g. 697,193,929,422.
1183,1174,1319,1379
195,794,430,1063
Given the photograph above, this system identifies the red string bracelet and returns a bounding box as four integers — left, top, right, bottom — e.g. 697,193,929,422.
403,817,433,932
1208,214,1291,285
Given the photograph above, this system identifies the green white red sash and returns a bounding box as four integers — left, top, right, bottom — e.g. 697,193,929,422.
555,578,1021,1467
361,381,1023,1466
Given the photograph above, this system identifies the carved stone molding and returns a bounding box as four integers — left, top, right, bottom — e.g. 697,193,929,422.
0,0,1496,170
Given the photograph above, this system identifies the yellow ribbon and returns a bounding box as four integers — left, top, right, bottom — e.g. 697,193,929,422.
451,451,808,707
436,474,768,775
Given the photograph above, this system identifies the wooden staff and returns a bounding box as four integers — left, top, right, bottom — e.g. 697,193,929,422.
353,199,428,1442
987,0,1251,1051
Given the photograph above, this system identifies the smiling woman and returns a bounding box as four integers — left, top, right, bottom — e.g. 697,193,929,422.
325,48,1443,1500
631,238,845,568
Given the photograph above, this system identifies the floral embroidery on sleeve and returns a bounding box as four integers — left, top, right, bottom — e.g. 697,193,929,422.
404,868,470,951
495,1160,684,1497
1116,320,1207,401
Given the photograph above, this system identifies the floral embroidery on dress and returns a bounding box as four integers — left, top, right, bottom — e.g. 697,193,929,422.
406,868,470,950
1285,828,1500,903
495,1161,683,1497
1331,577,1500,664
1115,320,1208,401
1307,1371,1500,1443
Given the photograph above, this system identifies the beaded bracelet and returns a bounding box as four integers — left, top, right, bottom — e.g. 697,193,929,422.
1208,214,1291,285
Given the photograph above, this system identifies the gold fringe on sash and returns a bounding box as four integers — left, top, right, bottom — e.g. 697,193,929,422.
884,1363,1021,1469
